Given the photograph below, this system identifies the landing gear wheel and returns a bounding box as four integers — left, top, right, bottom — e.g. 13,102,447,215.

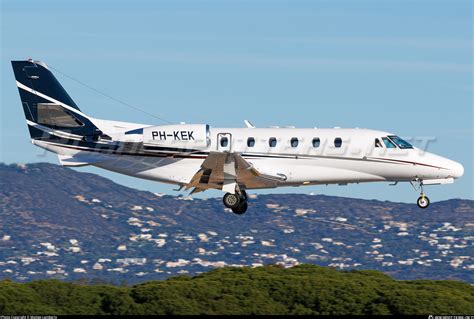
417,195,430,209
411,180,430,209
232,201,248,215
223,193,241,209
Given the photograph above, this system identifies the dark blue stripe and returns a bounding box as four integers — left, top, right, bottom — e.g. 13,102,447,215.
125,128,144,135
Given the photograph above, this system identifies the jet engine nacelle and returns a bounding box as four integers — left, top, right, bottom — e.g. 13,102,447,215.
143,124,210,151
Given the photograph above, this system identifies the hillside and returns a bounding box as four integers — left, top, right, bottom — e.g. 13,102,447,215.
1,265,473,315
0,162,473,284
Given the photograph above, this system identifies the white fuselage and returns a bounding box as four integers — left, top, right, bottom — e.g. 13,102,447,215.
35,119,464,191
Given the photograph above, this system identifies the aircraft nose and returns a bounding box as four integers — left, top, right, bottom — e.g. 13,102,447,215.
449,161,464,179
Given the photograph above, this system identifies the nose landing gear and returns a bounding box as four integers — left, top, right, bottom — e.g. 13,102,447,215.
223,190,248,214
411,179,430,209
417,193,430,209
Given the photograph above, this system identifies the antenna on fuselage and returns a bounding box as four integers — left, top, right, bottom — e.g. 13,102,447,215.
244,120,256,128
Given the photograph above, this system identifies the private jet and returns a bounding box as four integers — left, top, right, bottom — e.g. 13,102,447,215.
12,59,464,214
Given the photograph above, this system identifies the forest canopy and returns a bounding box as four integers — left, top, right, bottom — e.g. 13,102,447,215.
0,264,473,315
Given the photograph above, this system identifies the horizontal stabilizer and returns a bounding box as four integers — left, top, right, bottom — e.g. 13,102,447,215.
57,154,105,167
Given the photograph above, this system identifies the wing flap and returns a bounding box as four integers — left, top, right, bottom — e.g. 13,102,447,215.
185,152,286,192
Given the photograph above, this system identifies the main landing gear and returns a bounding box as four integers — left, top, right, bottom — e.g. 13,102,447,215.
223,190,248,214
411,179,430,209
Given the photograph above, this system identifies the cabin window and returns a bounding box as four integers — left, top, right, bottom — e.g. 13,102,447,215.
334,137,342,148
220,137,228,147
382,137,397,149
247,137,255,147
269,137,277,147
312,137,320,148
375,138,382,148
290,137,299,148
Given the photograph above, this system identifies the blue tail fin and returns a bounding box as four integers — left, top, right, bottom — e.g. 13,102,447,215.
11,59,102,140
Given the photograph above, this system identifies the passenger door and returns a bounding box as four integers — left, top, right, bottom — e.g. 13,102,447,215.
217,133,232,152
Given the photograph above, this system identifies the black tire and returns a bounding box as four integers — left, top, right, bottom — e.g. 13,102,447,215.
417,195,430,209
223,193,241,209
232,201,248,215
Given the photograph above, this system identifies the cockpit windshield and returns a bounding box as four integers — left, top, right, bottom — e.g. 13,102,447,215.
382,137,396,148
387,135,413,149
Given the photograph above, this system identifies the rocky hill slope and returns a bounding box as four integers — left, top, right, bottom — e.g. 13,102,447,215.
0,163,472,284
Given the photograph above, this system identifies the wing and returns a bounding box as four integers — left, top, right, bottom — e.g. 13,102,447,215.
184,151,287,194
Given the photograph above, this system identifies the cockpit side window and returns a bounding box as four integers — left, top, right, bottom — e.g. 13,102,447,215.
382,137,396,148
375,138,382,148
388,135,413,149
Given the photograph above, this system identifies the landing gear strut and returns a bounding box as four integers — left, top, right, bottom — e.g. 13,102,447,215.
411,179,430,209
223,190,248,214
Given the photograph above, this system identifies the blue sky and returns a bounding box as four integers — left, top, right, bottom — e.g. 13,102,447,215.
1,0,472,202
